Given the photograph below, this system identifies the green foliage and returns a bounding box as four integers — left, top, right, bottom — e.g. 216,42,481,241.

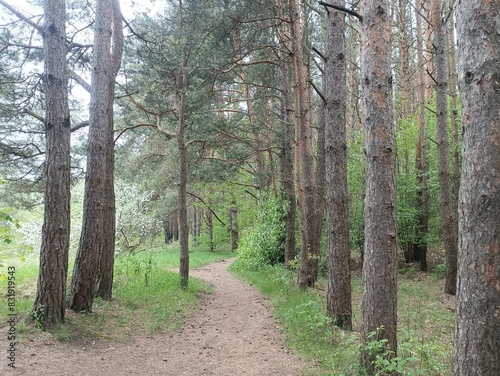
236,192,288,269
230,259,454,375
230,261,363,374
0,207,20,245
347,131,366,254
114,179,162,253
30,304,46,330
434,261,446,279
0,245,232,340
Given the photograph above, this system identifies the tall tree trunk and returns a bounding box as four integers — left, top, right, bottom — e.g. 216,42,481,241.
347,22,360,137
432,0,457,295
68,0,118,312
310,99,326,283
414,0,428,271
289,0,315,288
423,1,434,101
172,210,179,241
205,206,213,251
360,0,398,373
164,219,172,244
453,2,500,374
32,0,71,327
277,0,296,269
178,0,189,289
324,0,352,331
192,205,200,247
446,3,460,214
96,0,123,301
230,196,238,252
398,0,416,263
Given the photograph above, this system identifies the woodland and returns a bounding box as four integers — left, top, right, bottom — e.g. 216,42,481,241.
0,0,499,375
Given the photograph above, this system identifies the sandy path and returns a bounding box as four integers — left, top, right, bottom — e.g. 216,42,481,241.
2,259,317,375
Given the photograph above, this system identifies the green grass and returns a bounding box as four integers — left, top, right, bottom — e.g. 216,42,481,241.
229,260,454,376
0,242,234,341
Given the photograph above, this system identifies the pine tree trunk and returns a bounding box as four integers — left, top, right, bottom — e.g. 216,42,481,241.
230,197,239,252
414,0,428,271
178,0,189,289
33,0,71,327
289,0,315,288
432,0,457,295
452,2,500,374
173,210,179,241
324,1,352,331
277,0,296,269
360,0,398,372
205,207,213,251
446,4,460,214
96,0,123,301
68,0,117,312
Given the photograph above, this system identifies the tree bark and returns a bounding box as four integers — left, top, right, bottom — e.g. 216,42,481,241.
96,0,123,301
277,0,296,269
33,0,71,328
360,0,398,372
452,2,500,374
398,0,417,263
414,0,428,271
324,0,352,331
230,196,238,252
445,3,460,215
178,0,189,290
289,0,316,288
68,0,119,312
205,203,213,250
432,0,457,295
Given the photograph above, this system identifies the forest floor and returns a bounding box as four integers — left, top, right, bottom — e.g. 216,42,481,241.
2,258,318,376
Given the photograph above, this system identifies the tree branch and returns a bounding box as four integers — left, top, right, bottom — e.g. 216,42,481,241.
23,108,89,132
312,47,325,61
185,139,205,148
308,80,325,104
186,191,226,227
0,0,42,32
319,1,363,22
69,69,91,93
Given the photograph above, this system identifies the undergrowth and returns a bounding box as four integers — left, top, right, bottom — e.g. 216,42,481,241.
0,243,233,342
229,259,454,375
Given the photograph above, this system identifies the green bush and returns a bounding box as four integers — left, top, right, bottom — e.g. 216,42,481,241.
236,192,288,269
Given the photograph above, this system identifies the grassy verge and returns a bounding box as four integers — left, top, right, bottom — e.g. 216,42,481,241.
229,260,454,376
0,243,234,342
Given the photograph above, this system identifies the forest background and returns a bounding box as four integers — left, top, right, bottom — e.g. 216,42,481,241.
0,0,498,375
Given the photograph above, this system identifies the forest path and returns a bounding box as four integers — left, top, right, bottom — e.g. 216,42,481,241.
5,258,317,376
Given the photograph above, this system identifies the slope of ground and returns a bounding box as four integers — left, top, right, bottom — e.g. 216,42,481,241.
2,259,317,376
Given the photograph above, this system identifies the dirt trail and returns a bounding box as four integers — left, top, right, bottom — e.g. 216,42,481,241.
3,259,317,375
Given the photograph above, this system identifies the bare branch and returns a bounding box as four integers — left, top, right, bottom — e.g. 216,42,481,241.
185,139,205,148
186,191,226,226
69,69,91,93
23,108,45,123
308,80,325,104
0,0,42,32
319,1,363,22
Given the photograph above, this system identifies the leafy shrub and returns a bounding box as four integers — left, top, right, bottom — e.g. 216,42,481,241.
236,192,287,269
